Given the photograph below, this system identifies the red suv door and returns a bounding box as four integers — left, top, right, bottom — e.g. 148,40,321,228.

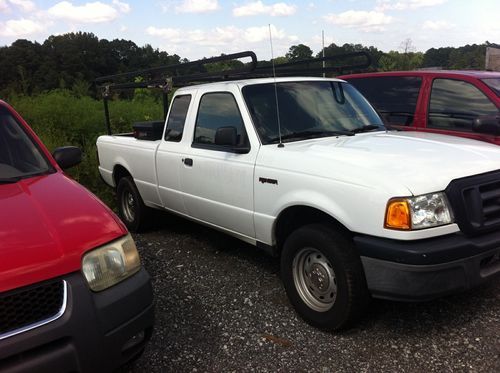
424,76,500,144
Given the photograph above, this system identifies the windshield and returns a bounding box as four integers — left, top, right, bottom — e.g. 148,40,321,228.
242,81,384,144
0,105,52,182
482,78,500,97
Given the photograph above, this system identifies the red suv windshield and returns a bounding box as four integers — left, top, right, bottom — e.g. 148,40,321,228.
0,106,52,182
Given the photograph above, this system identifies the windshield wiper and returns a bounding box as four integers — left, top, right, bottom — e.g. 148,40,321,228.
268,130,354,143
0,176,21,184
19,169,53,179
349,124,385,134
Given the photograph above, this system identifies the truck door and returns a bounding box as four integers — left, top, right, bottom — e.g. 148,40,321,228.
156,94,193,214
179,91,258,239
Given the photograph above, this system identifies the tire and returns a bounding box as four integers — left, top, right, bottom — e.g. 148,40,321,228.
281,224,370,330
116,176,151,232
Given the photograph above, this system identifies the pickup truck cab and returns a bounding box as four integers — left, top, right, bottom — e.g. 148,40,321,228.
338,70,500,144
0,100,153,372
97,77,500,330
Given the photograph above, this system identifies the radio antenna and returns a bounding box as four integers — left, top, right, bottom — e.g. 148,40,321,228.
268,24,284,148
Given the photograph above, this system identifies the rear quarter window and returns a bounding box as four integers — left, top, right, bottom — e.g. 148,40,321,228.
346,76,422,126
165,94,191,142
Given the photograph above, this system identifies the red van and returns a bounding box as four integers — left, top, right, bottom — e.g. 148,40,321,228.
339,70,500,145
0,100,153,372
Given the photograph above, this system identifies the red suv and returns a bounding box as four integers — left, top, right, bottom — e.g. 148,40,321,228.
339,70,500,144
0,101,154,372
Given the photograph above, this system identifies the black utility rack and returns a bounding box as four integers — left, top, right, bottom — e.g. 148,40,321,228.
95,50,371,137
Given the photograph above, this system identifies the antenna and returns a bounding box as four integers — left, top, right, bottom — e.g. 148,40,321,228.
268,24,284,148
322,30,326,78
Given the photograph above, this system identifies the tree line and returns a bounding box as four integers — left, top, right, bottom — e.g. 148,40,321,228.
0,31,495,98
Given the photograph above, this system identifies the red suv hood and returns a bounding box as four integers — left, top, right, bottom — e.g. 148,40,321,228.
0,172,127,293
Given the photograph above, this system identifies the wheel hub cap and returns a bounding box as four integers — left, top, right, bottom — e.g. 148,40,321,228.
309,263,329,291
122,191,135,222
292,248,337,312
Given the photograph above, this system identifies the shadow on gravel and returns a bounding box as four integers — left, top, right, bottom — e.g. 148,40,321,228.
124,210,499,371
150,209,281,272
148,210,497,334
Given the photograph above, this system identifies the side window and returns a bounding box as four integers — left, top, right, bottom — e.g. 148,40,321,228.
193,92,247,149
347,76,422,126
165,95,191,142
428,79,498,132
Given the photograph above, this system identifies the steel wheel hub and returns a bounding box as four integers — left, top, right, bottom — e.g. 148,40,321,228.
122,190,136,222
292,248,337,312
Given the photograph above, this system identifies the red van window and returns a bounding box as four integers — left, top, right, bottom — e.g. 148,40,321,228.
428,79,498,132
345,76,422,126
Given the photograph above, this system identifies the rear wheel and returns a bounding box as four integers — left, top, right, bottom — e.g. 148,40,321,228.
117,177,151,232
281,224,370,330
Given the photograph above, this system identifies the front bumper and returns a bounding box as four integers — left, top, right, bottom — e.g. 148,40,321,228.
0,268,154,373
354,231,500,301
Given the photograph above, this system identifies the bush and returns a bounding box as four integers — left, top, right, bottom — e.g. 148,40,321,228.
7,90,162,208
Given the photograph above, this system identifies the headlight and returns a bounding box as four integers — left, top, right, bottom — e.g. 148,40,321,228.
385,192,454,230
82,233,141,291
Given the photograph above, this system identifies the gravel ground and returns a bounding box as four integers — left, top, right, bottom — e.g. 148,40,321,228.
123,213,500,373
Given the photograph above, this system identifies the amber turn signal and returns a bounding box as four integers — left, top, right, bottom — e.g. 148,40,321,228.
385,199,411,230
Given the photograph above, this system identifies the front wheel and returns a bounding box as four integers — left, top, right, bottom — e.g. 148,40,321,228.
117,177,151,232
281,224,370,330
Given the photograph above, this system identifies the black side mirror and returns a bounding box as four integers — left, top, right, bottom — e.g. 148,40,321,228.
473,115,500,135
215,126,237,146
214,126,251,154
52,146,82,169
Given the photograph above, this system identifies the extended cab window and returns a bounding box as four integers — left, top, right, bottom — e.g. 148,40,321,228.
165,95,191,142
428,79,499,132
346,76,422,126
0,106,51,181
193,92,247,149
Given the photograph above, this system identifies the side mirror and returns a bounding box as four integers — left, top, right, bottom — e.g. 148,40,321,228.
473,114,500,135
215,126,238,146
52,146,82,169
214,126,250,154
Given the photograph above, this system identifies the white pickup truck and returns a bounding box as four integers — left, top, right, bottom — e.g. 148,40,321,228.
97,76,500,330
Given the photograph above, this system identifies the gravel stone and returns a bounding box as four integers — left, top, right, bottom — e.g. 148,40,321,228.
122,213,500,372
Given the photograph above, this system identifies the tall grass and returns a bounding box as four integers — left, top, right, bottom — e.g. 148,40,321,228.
7,90,162,208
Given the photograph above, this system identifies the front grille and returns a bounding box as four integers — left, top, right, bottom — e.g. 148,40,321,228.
0,280,66,339
446,170,500,235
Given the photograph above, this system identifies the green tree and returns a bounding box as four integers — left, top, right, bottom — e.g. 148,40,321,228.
286,44,313,61
422,47,454,68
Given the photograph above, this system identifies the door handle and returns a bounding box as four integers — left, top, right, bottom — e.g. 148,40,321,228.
183,158,193,167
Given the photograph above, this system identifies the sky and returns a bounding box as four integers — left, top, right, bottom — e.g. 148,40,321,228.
0,0,499,61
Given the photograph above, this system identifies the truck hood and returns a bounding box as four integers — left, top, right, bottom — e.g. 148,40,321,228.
0,173,126,293
260,131,500,195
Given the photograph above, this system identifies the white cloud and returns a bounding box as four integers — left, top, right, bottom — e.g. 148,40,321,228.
0,0,36,12
0,0,9,12
376,0,447,11
0,18,45,37
175,0,218,14
422,20,454,30
324,10,393,32
233,1,296,17
245,25,285,42
47,1,129,24
147,24,287,46
112,0,130,13
9,0,36,12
